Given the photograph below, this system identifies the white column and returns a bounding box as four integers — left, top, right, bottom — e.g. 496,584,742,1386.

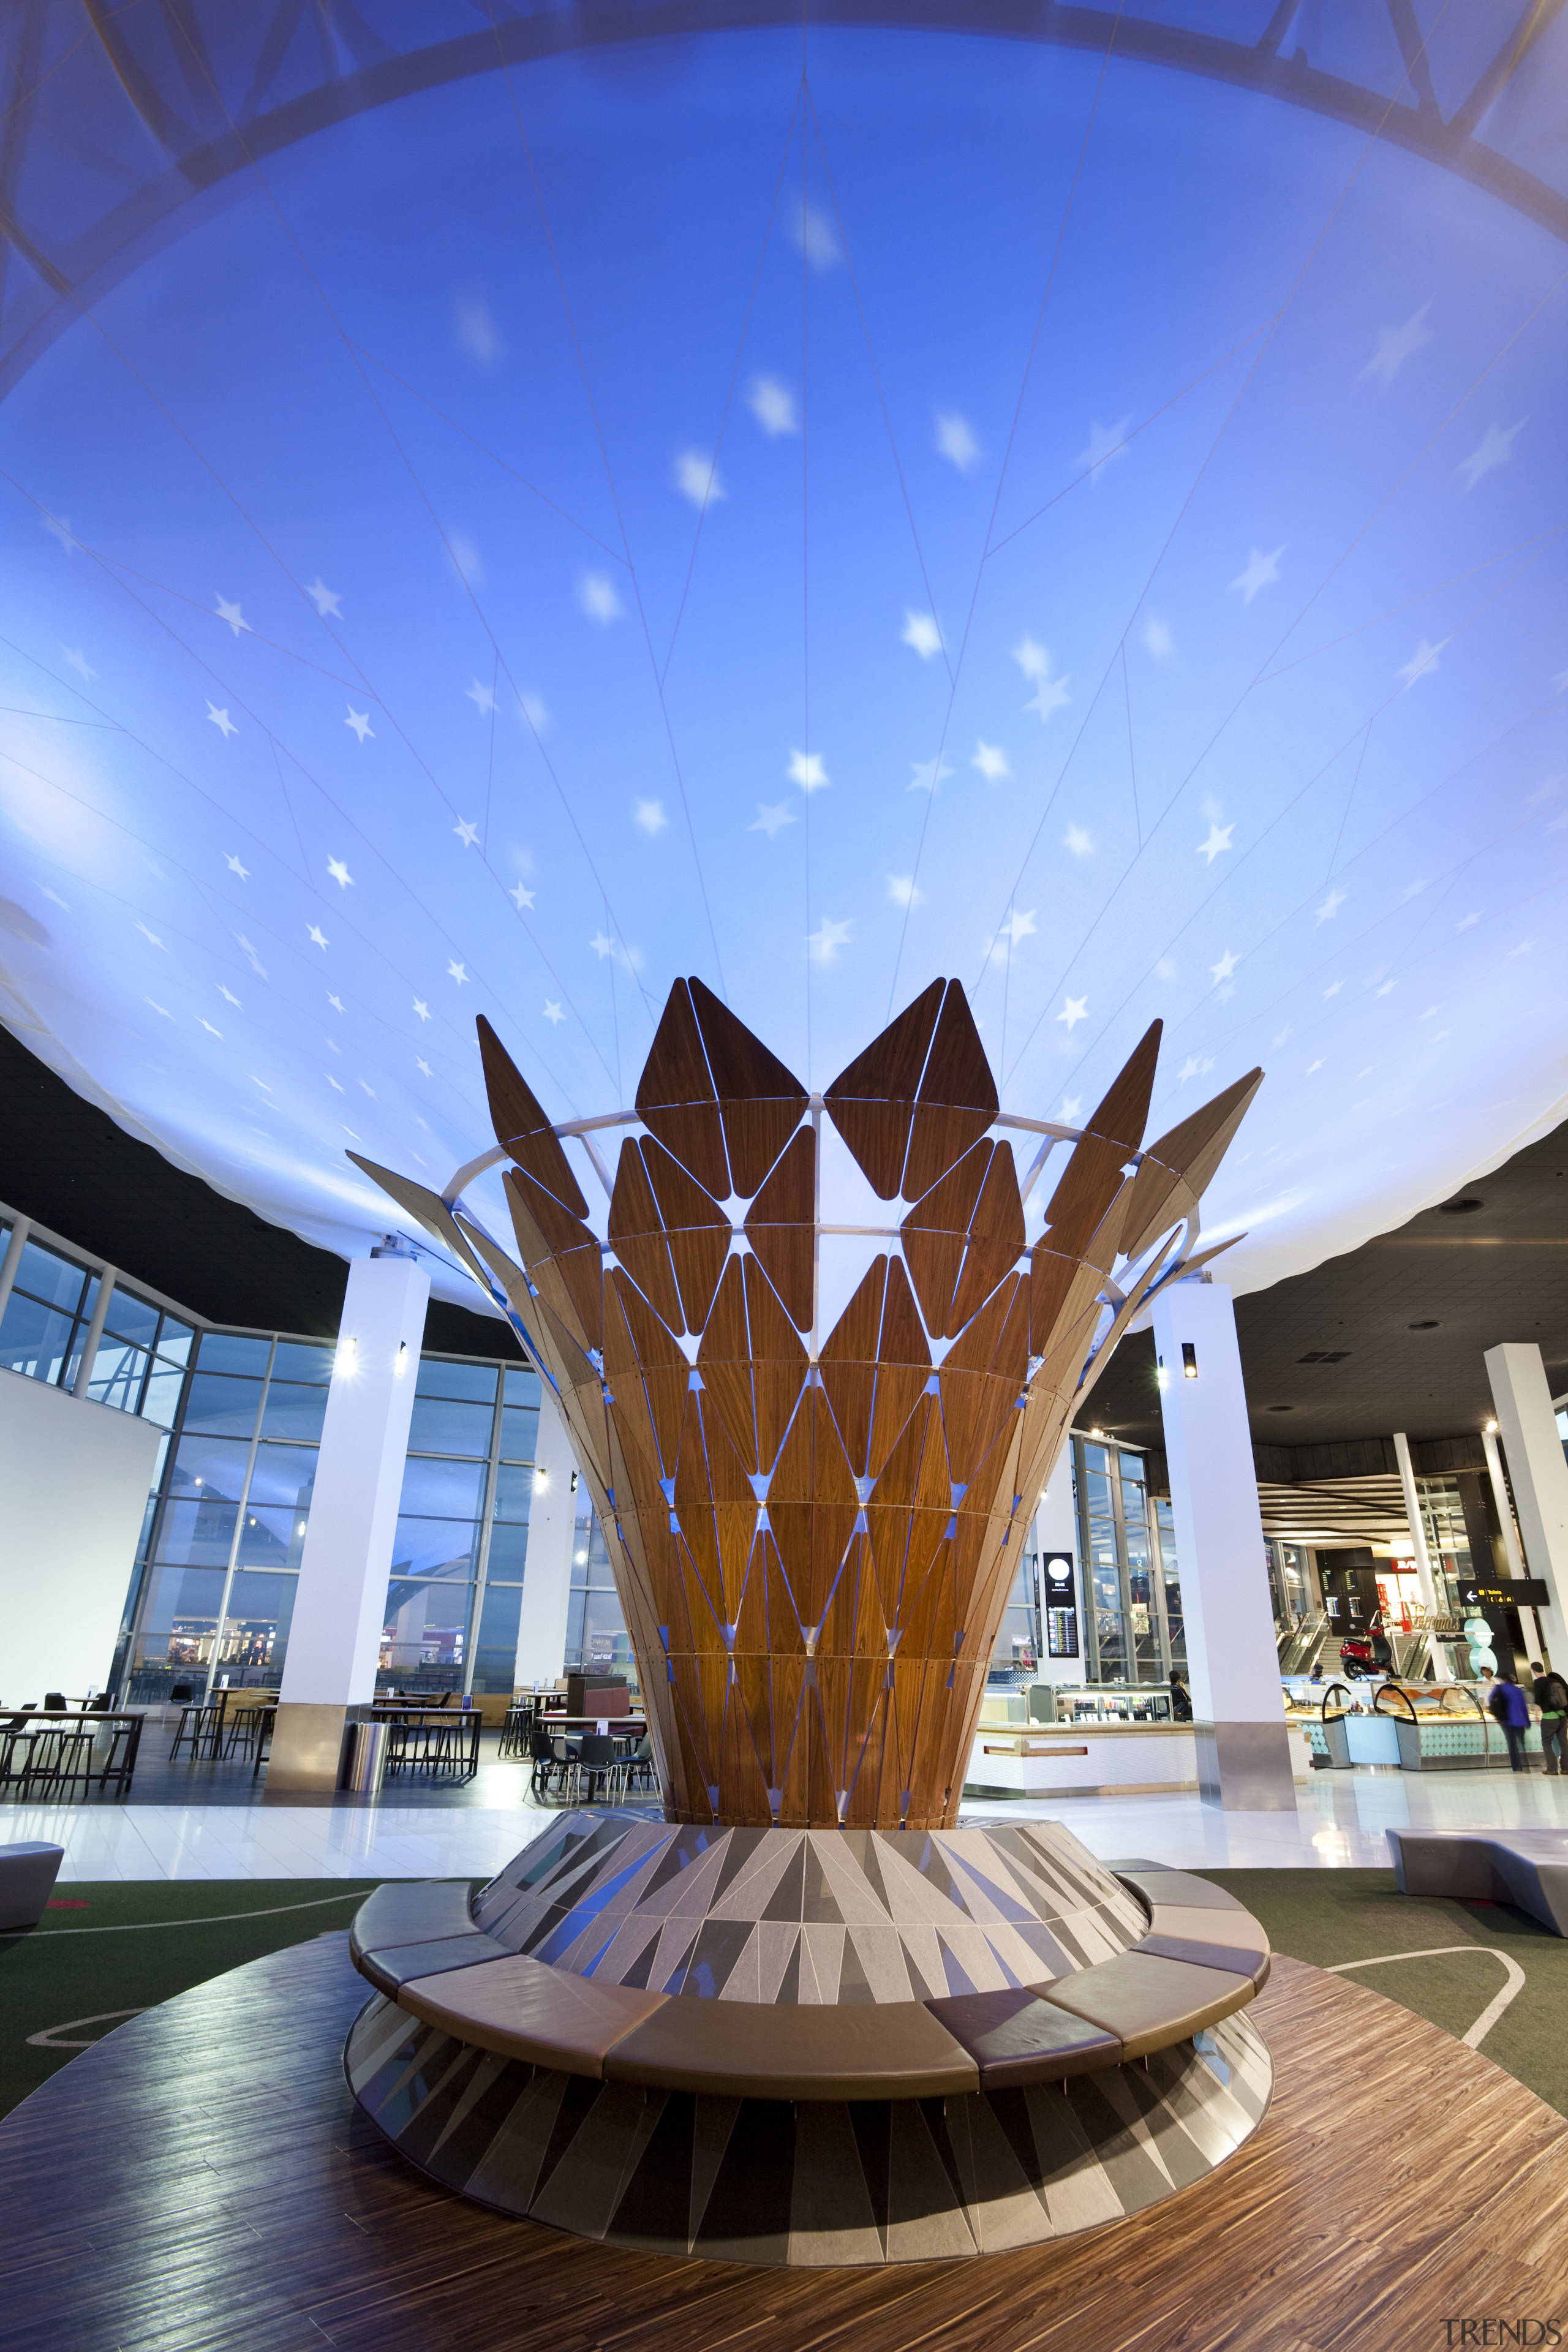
71,1267,116,1396
1030,1458,1084,1688
1392,1431,1453,1681
1484,1343,1568,1665
1480,1424,1544,1662
513,1385,578,1689
270,1253,429,1789
1151,1277,1295,1809
0,1215,31,1324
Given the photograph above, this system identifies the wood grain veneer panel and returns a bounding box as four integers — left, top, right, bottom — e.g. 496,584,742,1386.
503,1171,604,1352
867,1393,951,1629
606,1267,686,1470
818,1256,886,1477
608,1141,684,1332
903,982,1000,1200
1120,1066,1263,1257
733,1531,770,1656
841,1665,891,1825
700,1392,758,1626
760,1537,807,1656
767,1391,859,1634
476,1015,591,1217
347,1154,492,1289
693,1256,757,1473
742,1128,814,1328
643,1136,731,1332
902,1140,989,1337
743,1259,809,1470
635,981,730,1197
948,1141,1025,1333
867,1257,932,1479
823,978,943,1199
688,976,809,1197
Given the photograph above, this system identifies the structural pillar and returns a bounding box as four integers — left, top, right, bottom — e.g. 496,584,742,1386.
1392,1431,1453,1680
72,1266,116,1396
1484,1343,1568,1668
1030,1455,1084,1689
0,1215,31,1324
513,1385,578,1690
1482,1422,1544,1665
270,1251,429,1790
1152,1278,1295,1810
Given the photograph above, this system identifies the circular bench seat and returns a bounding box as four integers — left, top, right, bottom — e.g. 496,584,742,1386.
350,1856,1269,2100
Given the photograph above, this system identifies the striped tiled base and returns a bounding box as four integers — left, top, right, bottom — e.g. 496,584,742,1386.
345,1993,1272,2263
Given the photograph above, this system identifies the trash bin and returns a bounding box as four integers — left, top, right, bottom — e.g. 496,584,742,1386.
343,1719,388,1793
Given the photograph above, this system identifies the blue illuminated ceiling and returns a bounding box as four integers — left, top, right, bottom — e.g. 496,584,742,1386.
0,0,1564,1306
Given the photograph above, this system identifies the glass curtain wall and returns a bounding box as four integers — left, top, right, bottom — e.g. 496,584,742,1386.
383,1359,541,1698
567,1493,635,1680
1072,1437,1182,1685
119,1336,544,1702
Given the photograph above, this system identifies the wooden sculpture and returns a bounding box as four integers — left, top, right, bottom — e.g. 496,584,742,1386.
353,978,1258,1830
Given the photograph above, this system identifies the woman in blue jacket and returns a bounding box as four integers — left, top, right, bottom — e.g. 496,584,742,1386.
1486,1671,1532,1773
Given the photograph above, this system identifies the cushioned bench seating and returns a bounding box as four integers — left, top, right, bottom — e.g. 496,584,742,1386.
1387,1828,1568,1937
0,1842,64,1934
351,1862,1270,2097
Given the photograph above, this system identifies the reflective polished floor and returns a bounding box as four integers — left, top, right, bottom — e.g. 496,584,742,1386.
7,1760,1566,1881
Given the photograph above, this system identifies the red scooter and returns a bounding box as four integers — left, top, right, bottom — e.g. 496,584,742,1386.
1338,1619,1393,1679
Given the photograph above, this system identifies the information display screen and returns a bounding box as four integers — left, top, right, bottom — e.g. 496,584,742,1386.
1038,1553,1079,1659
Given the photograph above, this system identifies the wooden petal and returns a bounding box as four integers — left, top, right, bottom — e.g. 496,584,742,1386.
823,978,943,1199
688,976,808,1197
743,1126,813,1329
903,981,999,1200
635,980,729,1196
606,1139,683,1332
475,1015,590,1217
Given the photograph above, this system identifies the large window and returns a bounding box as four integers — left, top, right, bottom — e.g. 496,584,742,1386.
125,1333,330,1701
567,1496,632,1679
1071,1438,1179,1686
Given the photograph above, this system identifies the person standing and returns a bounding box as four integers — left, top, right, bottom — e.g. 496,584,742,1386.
1528,1661,1568,1777
1486,1670,1532,1773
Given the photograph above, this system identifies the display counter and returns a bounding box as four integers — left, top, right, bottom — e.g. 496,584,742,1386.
1374,1679,1544,1770
965,1717,1198,1796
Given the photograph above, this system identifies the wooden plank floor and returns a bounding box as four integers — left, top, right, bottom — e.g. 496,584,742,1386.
0,1939,1563,2351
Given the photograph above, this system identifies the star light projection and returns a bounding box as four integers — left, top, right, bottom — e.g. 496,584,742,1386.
352,978,1257,1828
0,15,1563,1308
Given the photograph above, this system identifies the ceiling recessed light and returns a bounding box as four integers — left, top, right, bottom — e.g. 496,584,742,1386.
1438,1197,1483,1215
1267,1404,1294,1412
1407,1319,1439,1329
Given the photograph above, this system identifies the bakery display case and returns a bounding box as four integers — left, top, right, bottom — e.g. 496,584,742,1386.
1373,1679,1543,1770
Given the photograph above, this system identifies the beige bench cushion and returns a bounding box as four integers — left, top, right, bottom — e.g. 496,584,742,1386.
601,1997,979,2101
1041,1948,1255,2057
925,1988,1121,2087
397,1952,669,2075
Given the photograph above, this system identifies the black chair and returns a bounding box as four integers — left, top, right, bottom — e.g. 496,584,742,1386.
624,1732,657,1795
168,1683,194,1705
43,1691,67,1711
88,1693,114,1713
575,1734,622,1805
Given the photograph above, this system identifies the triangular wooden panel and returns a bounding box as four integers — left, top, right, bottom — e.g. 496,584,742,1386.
1121,1068,1263,1257
761,1536,808,1657
903,982,1000,1201
1082,1018,1163,1153
742,1127,814,1329
767,1393,858,1635
822,978,943,1200
948,1142,1025,1333
606,1267,686,1471
701,1397,759,1629
508,1164,595,1264
688,976,809,1198
867,1257,932,1480
503,1172,603,1352
1036,1135,1129,1266
818,1256,886,1477
841,1664,891,1826
867,1393,950,1626
606,1140,684,1333
742,1259,809,1471
643,1137,731,1333
347,1155,490,1290
733,1531,771,1656
635,981,731,1197
719,1675,776,1828
475,1015,590,1217
693,1257,757,1474
902,1141,990,1338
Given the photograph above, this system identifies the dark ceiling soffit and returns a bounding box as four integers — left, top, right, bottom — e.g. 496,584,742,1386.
2,0,1562,404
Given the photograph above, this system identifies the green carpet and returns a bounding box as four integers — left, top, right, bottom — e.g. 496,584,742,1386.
1202,1868,1568,2117
1,1871,1563,2127
0,1879,454,2121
